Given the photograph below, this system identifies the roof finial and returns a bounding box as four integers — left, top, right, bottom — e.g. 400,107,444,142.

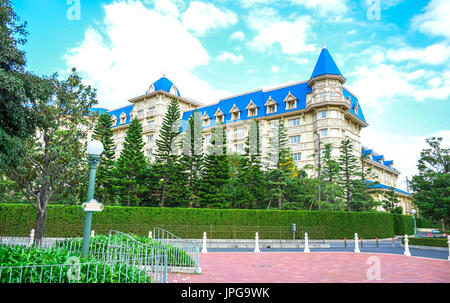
322,42,327,49
162,70,167,78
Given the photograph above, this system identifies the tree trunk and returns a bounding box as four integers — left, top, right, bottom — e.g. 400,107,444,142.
34,209,46,245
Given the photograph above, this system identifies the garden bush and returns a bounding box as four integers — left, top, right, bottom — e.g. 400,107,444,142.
401,237,448,248
0,204,403,239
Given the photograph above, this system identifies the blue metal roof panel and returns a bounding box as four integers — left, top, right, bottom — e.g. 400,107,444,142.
310,48,342,79
107,105,134,127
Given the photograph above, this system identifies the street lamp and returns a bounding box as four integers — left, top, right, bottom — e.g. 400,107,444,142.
411,208,418,238
81,140,104,258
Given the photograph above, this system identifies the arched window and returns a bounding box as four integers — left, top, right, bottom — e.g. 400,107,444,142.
170,85,178,96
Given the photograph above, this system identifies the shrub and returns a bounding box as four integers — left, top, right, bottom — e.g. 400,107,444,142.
402,237,448,248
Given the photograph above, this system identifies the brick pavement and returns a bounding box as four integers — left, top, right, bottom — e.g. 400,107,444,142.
169,252,450,283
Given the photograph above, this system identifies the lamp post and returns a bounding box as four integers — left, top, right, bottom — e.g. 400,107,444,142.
411,209,418,238
81,140,104,258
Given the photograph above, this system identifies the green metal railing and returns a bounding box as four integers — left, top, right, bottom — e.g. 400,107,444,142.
0,231,168,283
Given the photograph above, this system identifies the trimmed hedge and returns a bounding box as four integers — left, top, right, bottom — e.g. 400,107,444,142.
402,237,448,248
392,214,414,236
416,217,440,229
0,204,411,239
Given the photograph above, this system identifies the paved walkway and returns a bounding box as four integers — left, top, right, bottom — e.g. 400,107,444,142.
169,252,450,283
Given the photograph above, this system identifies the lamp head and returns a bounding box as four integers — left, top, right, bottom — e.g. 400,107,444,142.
411,209,416,215
87,140,104,156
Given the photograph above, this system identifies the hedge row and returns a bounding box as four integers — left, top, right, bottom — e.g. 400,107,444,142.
0,204,413,239
402,237,448,248
416,217,440,229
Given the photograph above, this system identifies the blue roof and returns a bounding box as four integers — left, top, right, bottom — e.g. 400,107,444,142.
366,181,412,196
310,47,342,79
106,105,134,127
147,76,180,97
361,146,397,171
343,88,367,125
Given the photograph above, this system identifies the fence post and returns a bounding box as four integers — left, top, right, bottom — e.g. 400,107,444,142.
403,234,411,256
354,233,360,253
254,232,260,252
202,232,208,253
91,230,95,237
148,231,152,239
304,232,310,253
29,229,35,247
447,235,449,261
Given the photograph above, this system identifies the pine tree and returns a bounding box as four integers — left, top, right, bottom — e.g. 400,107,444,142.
113,118,148,206
337,139,361,211
234,120,266,209
320,143,344,210
92,113,116,204
154,98,187,207
199,123,231,208
180,110,203,207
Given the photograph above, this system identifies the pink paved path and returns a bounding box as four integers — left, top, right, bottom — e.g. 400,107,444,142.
169,252,450,283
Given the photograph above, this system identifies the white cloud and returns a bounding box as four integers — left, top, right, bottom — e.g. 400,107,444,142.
386,43,450,65
289,57,309,64
411,0,450,39
216,51,243,64
362,128,450,191
64,0,230,108
181,1,238,36
271,65,280,73
239,0,276,8
230,30,245,41
247,8,315,55
290,0,348,16
154,0,180,18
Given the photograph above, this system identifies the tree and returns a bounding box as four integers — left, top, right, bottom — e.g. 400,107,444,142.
318,143,344,211
337,139,361,211
180,110,203,207
198,123,231,208
411,137,449,229
264,119,295,209
233,120,266,209
113,118,148,206
0,1,41,169
380,187,402,213
92,113,116,204
4,69,97,243
154,98,188,207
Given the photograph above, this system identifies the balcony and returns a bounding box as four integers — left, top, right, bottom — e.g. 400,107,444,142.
306,95,351,111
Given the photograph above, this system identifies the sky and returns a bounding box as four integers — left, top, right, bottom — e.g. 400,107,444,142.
12,0,450,191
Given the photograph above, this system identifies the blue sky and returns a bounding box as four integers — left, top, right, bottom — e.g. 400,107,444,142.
12,0,449,190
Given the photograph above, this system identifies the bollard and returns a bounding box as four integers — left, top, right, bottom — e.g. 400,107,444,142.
304,232,310,253
361,237,364,248
354,233,360,253
91,230,95,237
392,237,395,248
376,237,379,248
254,232,260,253
29,229,35,247
344,237,347,248
447,235,449,261
403,234,411,256
202,232,208,253
148,231,152,239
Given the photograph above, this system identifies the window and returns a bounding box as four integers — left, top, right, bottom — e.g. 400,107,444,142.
328,80,336,86
147,120,154,129
329,110,338,118
249,108,257,117
114,133,118,140
330,128,340,137
293,153,301,161
342,129,346,137
287,100,297,109
216,115,224,123
319,129,328,138
137,110,144,118
203,118,210,127
317,81,325,87
289,135,301,144
332,148,340,157
204,134,211,143
146,149,152,156
267,104,276,114
147,134,154,142
288,118,300,127
235,128,245,138
319,110,327,119
232,112,240,120
148,107,155,116
235,143,244,152
350,123,354,132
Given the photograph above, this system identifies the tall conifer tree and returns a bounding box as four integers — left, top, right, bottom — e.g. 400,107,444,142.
113,118,148,206
92,113,116,204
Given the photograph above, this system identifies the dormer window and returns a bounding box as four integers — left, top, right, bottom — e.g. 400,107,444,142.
354,103,359,115
170,85,178,96
284,91,297,110
214,107,225,124
120,112,127,124
246,100,258,117
201,112,211,127
265,96,278,114
148,84,155,94
229,104,241,121
111,115,118,126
